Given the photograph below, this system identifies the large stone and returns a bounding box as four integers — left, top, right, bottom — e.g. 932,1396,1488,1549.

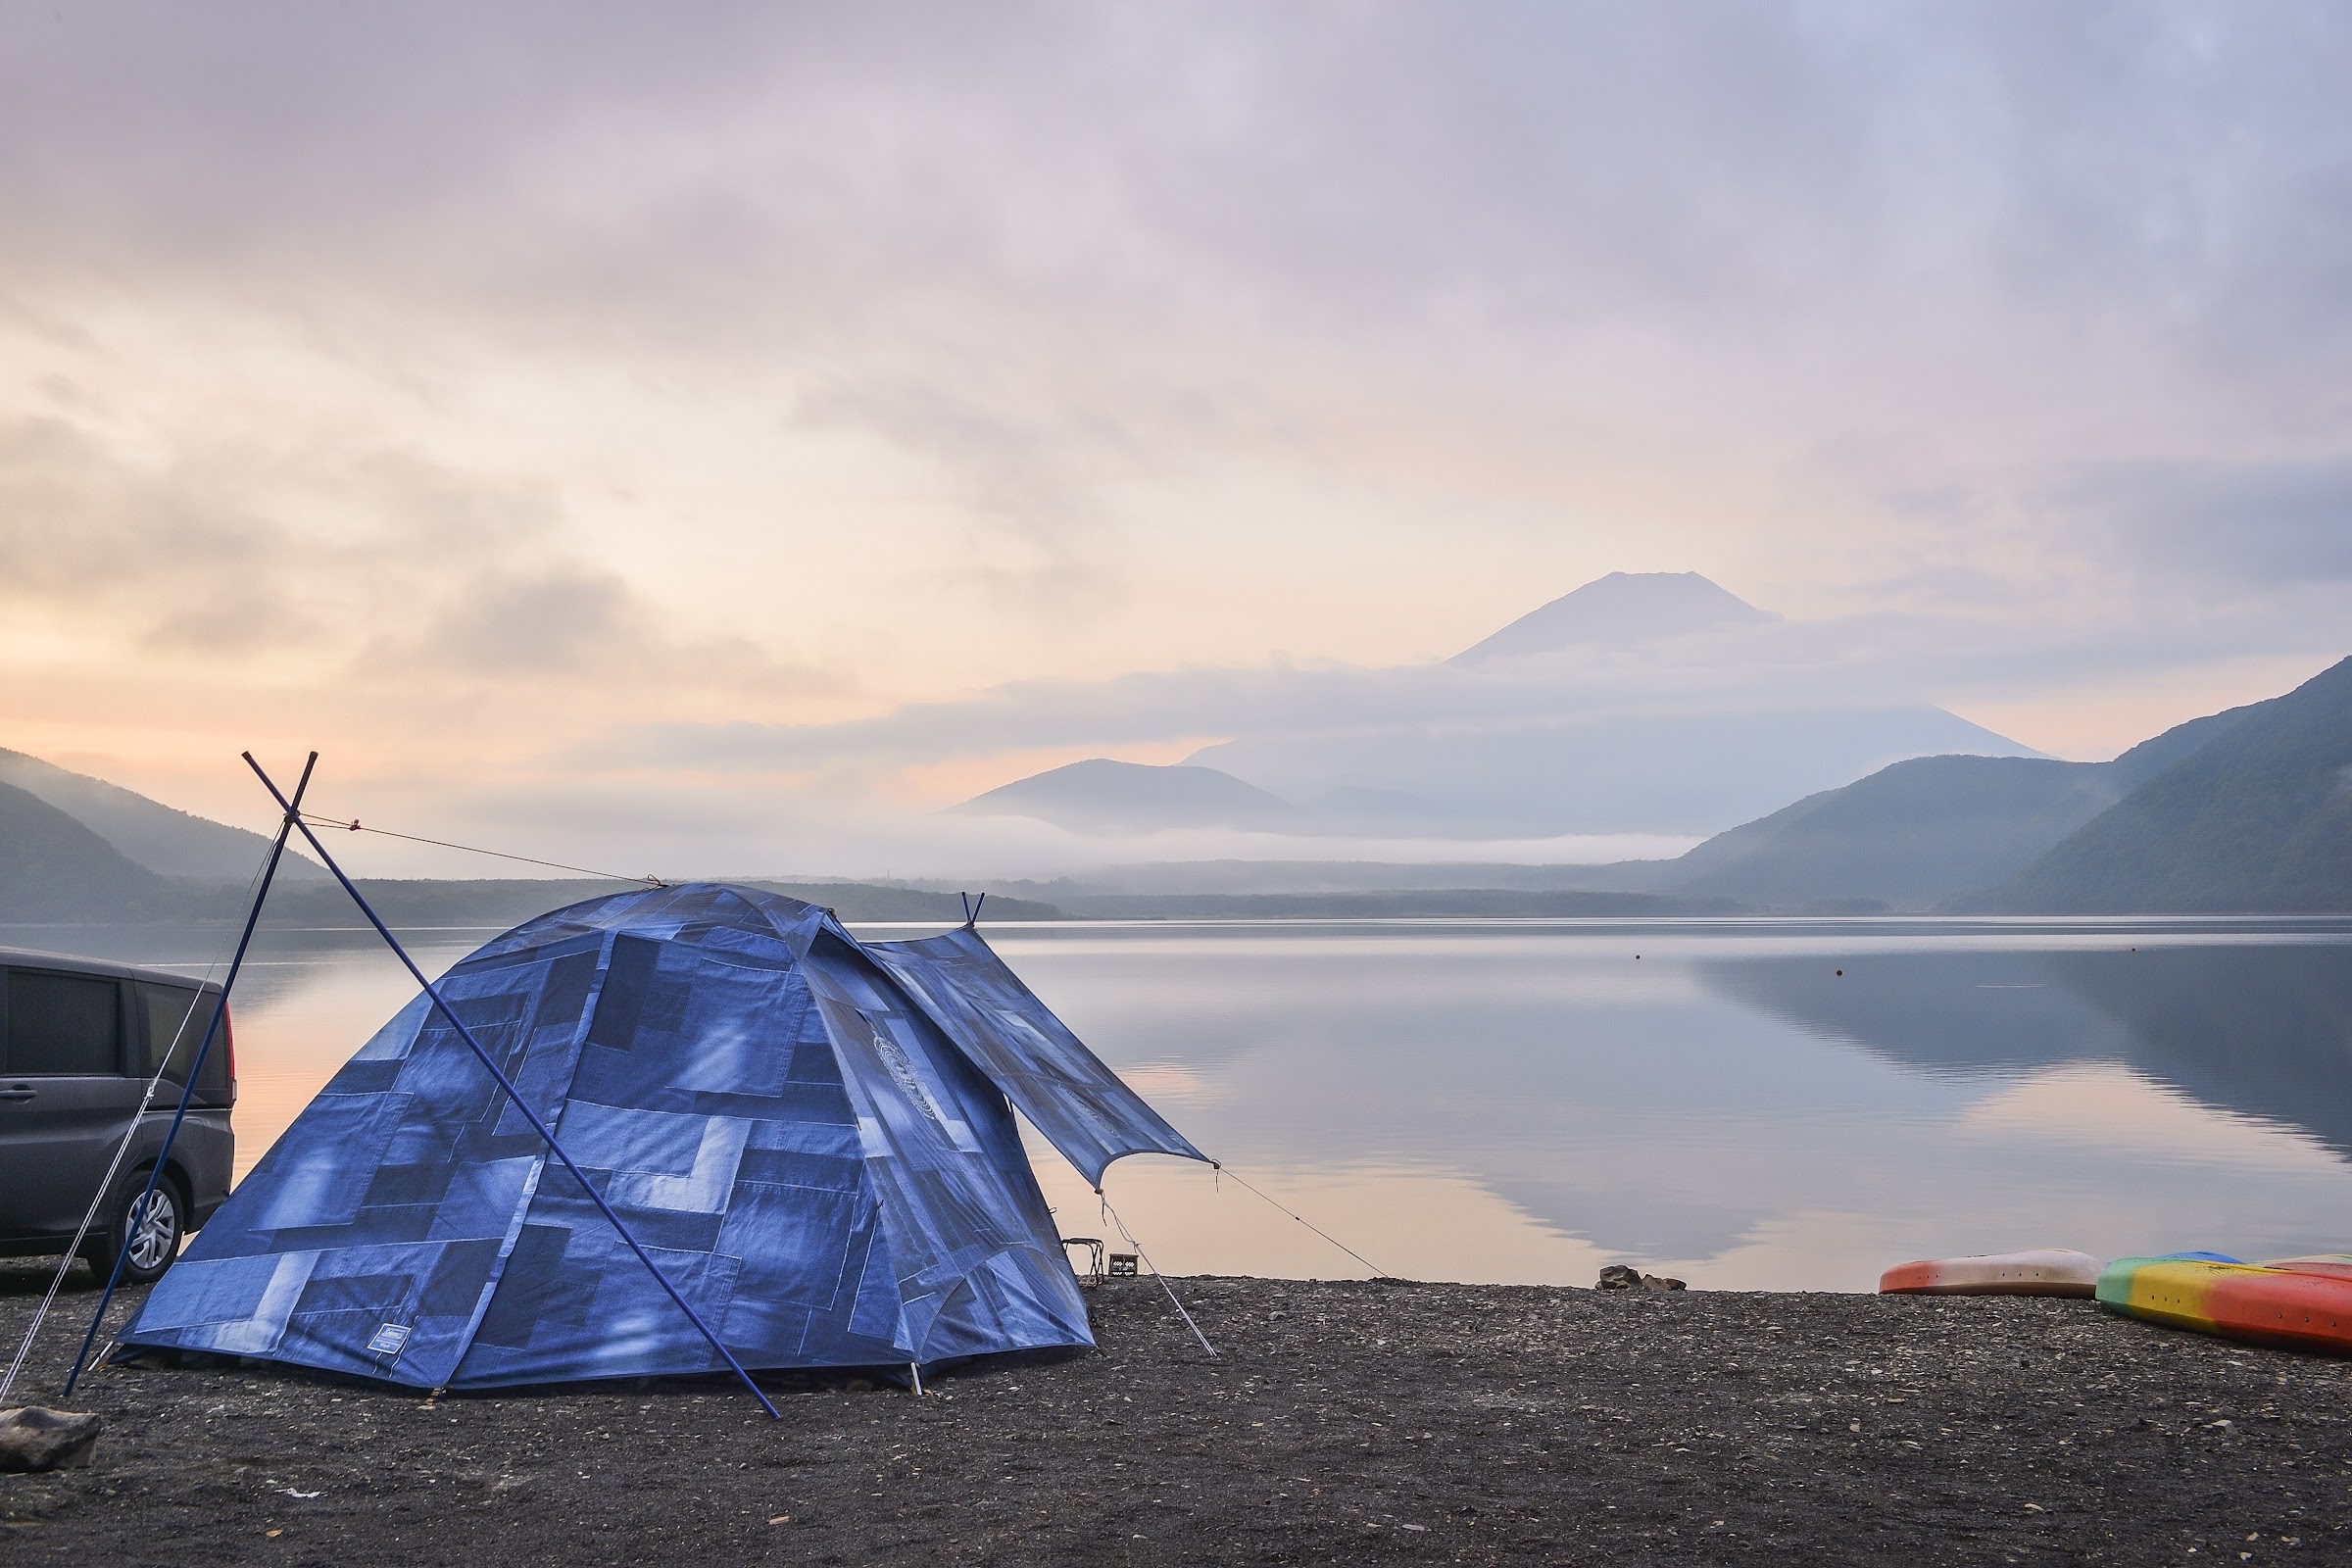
1596,1264,1690,1292
0,1406,102,1472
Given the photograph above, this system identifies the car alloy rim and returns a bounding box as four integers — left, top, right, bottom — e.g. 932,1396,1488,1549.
127,1190,177,1270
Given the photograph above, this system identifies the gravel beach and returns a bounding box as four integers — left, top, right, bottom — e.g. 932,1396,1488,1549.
5,1263,2349,1564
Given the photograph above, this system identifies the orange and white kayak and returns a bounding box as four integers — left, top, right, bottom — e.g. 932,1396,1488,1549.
1879,1248,2104,1298
2100,1255,2352,1354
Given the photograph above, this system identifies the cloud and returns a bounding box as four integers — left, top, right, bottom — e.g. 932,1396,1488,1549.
360,564,828,694
2044,456,2352,586
0,404,833,707
0,415,303,647
4,2,2350,846
0,407,575,639
583,589,2350,789
9,5,2350,467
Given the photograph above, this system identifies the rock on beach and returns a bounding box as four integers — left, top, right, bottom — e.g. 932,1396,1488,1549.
0,1406,101,1472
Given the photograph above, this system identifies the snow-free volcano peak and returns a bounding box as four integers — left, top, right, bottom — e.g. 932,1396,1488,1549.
1449,572,1773,665
951,758,1301,834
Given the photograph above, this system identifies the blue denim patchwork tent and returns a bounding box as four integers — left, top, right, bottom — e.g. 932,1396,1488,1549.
119,884,1203,1389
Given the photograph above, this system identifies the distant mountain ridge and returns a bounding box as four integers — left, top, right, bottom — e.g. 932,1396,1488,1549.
1191,570,2031,834
0,778,174,920
0,747,325,884
952,759,1304,834
953,655,2350,914
958,570,2038,838
1606,658,2345,913
1642,696,2273,911
1981,656,2352,912
0,743,1072,927
967,708,2040,840
1448,570,1773,664
1186,705,2034,838
9,650,2341,922
1657,755,2129,910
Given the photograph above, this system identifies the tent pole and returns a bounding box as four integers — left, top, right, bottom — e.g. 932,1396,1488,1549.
62,751,319,1396
243,756,782,1420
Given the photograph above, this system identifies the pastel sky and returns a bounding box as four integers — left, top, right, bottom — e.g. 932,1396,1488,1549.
3,3,2347,875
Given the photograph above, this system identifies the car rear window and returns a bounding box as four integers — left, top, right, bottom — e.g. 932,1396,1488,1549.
4,968,122,1075
136,982,229,1091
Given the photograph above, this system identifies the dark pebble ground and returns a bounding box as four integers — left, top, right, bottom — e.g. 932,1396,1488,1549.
5,1263,2350,1564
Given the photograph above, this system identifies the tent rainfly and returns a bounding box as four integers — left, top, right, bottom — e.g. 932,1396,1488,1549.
119,884,1204,1388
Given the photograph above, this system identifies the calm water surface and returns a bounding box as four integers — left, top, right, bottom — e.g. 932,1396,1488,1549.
13,915,2350,1292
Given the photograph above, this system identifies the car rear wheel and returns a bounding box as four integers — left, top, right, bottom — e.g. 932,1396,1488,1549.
85,1176,183,1285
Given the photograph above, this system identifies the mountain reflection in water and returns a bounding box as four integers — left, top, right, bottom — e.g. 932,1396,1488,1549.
1706,935,2352,1156
1004,918,2352,1291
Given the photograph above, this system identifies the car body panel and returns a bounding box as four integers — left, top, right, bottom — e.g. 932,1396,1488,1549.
0,948,234,1260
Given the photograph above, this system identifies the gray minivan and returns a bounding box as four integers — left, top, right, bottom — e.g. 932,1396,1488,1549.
0,949,234,1284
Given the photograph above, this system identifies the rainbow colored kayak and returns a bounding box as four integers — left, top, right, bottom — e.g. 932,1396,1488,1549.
2097,1255,2352,1354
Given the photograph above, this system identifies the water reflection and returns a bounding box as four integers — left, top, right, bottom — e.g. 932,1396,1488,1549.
999,919,2352,1289
1710,941,2352,1154
6,915,2347,1292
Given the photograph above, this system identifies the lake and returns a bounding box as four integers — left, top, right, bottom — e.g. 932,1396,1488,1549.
13,914,2351,1292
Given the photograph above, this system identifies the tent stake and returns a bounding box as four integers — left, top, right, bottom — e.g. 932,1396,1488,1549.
1096,1187,1216,1358
908,1361,924,1397
245,755,782,1420
61,751,319,1396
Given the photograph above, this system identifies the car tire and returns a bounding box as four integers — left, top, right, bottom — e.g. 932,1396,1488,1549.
84,1174,184,1286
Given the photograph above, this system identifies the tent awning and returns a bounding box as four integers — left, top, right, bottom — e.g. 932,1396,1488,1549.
866,926,1207,1187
